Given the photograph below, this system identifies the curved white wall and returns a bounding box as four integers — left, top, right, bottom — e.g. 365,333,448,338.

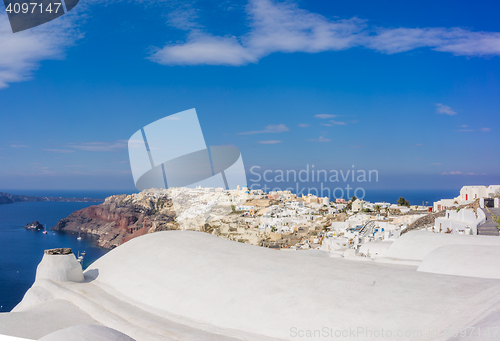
418,245,500,279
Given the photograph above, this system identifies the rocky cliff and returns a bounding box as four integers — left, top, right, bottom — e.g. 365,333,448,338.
52,187,276,249
53,193,178,249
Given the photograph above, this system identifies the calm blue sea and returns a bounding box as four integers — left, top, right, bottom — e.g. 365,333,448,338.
0,196,113,312
357,189,459,206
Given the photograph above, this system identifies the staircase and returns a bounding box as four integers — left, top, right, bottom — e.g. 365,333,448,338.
477,208,500,236
477,223,499,236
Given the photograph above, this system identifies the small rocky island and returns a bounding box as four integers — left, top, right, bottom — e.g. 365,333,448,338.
24,221,44,230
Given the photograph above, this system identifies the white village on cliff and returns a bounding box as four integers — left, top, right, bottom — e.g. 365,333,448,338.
0,184,500,340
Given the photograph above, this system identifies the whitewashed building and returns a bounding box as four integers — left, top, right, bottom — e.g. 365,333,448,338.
352,199,364,213
434,185,500,212
434,208,486,235
457,185,500,201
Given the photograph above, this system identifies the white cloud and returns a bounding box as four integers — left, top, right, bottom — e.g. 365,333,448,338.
309,136,331,142
441,171,486,175
67,140,128,152
10,144,29,148
244,0,364,56
441,171,483,175
363,27,500,56
149,32,256,66
238,124,289,135
436,103,457,115
314,114,337,119
0,8,83,88
298,123,309,128
365,28,444,54
320,123,332,127
433,30,500,56
481,127,491,132
43,149,75,153
149,0,500,66
150,0,365,66
257,140,282,144
330,120,347,125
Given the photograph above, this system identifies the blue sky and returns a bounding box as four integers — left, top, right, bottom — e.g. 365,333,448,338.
0,0,499,192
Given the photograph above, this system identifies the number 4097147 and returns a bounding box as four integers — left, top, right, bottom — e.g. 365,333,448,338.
5,2,62,14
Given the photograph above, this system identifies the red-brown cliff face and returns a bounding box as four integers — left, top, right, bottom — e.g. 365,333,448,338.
53,194,178,249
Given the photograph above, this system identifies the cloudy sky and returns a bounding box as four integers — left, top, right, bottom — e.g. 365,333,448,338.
0,0,499,191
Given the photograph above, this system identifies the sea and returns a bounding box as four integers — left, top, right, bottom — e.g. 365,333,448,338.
351,188,459,206
0,187,458,312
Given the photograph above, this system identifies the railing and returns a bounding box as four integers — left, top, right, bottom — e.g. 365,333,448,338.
359,220,375,237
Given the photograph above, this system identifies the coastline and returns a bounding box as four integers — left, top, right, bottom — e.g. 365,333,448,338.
0,191,104,205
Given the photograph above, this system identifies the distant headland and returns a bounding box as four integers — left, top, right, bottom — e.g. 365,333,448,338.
0,191,105,205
